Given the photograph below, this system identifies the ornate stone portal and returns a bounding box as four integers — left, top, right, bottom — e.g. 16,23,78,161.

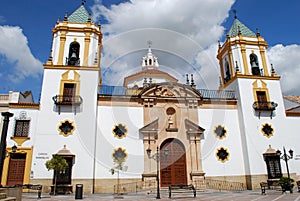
139,82,205,186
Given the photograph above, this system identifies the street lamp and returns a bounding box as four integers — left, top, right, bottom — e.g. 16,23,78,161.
277,147,293,191
146,146,168,199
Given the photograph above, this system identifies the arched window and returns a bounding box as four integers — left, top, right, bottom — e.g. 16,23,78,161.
224,60,231,83
250,53,260,75
67,41,80,66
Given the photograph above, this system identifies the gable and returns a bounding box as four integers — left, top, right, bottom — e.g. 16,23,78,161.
138,82,202,99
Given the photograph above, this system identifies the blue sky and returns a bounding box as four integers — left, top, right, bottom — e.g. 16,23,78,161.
0,0,300,102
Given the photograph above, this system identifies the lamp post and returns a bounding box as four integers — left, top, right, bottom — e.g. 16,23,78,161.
277,147,293,192
0,112,14,185
146,146,168,199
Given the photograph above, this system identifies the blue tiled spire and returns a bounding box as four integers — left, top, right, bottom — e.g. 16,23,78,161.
68,5,91,23
228,18,256,37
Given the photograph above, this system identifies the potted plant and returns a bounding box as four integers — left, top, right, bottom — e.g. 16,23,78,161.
45,154,68,195
279,177,294,193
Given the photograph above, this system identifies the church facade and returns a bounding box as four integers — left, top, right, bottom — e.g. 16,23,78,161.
1,4,300,193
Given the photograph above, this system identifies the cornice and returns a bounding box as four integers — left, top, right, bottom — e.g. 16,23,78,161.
44,64,100,71
9,103,40,109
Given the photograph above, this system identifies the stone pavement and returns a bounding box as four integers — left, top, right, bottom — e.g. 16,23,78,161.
21,190,300,201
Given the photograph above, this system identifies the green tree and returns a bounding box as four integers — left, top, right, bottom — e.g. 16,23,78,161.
45,154,68,195
110,148,128,196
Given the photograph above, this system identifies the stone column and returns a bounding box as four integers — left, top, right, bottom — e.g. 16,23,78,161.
0,112,13,185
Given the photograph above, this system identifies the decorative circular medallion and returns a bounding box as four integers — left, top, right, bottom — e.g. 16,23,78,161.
58,120,75,137
261,123,274,138
216,147,230,163
112,147,128,163
214,125,227,139
113,123,128,139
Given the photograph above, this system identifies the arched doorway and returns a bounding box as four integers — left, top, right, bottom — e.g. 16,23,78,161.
160,138,187,187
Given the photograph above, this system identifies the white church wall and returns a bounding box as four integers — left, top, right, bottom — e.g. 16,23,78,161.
199,108,245,176
235,78,296,177
96,106,144,179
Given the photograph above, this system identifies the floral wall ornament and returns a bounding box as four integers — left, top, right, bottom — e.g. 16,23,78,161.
214,125,227,139
216,147,230,163
113,123,128,139
112,147,128,163
58,120,75,137
261,123,274,138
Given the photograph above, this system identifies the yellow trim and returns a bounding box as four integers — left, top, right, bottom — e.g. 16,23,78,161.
112,124,128,139
52,25,102,36
228,50,235,76
216,147,230,163
261,123,274,138
219,58,224,85
2,146,33,186
252,80,270,102
59,70,81,97
43,64,100,71
259,47,269,76
219,74,280,91
241,45,249,75
83,34,91,66
9,103,40,109
214,125,227,139
58,32,66,65
10,136,30,146
58,119,75,137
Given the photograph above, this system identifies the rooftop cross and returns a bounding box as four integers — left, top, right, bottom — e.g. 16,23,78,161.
233,9,237,19
147,40,152,49
82,0,87,5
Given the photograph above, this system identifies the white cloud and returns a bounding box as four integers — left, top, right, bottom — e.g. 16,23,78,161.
0,25,43,83
267,44,300,95
91,0,300,96
91,0,234,87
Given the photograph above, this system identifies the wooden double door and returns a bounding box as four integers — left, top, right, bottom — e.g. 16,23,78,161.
7,153,26,186
160,139,187,187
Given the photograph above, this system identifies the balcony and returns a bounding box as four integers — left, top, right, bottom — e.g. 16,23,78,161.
253,101,278,118
252,101,278,111
52,95,83,114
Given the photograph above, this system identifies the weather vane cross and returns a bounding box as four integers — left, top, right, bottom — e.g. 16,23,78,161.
82,0,87,5
147,40,152,48
233,9,237,19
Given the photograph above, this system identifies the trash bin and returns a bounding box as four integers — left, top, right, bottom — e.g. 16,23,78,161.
75,184,83,199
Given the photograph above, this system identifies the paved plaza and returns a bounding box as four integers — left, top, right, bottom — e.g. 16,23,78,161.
21,190,300,201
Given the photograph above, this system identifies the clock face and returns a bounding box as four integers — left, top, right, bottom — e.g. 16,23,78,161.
214,125,227,139
113,124,127,139
261,123,274,138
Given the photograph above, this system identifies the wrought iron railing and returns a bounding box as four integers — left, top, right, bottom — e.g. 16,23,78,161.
99,85,236,100
52,95,83,105
197,89,236,100
252,101,278,111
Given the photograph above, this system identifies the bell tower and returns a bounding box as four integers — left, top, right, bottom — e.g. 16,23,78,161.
34,4,103,191
216,14,286,190
217,15,279,90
